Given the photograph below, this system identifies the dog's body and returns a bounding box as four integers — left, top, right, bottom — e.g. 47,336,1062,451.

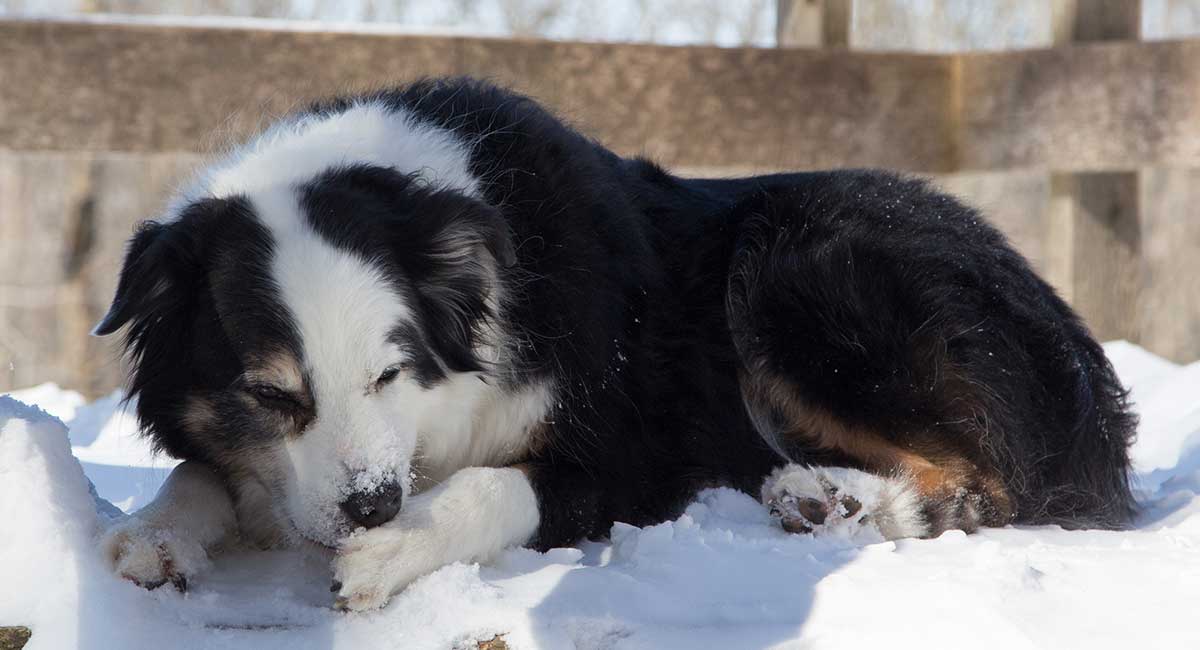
97,78,1136,610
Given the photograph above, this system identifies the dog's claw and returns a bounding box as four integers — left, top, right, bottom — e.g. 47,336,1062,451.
104,527,200,594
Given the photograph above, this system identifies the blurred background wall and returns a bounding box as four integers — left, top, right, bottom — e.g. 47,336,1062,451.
1,0,1198,396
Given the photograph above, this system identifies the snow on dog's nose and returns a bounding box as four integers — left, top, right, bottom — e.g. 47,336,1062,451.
339,480,403,529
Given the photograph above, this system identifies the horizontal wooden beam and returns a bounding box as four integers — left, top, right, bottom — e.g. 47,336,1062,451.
958,39,1200,171
0,19,955,172
2,20,1200,173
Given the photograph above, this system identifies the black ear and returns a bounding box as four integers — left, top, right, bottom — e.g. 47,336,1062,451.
480,204,517,269
405,194,516,372
93,198,234,337
92,221,172,336
408,190,516,273
425,196,514,269
472,201,516,267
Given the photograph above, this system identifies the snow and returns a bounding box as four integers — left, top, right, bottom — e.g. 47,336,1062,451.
5,384,177,513
2,341,1198,649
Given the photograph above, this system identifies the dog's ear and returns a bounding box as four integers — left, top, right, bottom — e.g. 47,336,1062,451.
425,197,516,270
93,221,174,336
93,199,232,337
482,208,517,269
402,192,516,372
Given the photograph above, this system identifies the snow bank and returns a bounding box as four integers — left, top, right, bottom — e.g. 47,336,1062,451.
2,341,1198,649
6,384,177,513
0,397,100,646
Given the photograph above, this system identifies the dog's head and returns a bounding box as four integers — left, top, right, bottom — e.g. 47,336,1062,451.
96,145,515,546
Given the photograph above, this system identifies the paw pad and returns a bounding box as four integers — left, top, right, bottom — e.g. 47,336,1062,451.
763,466,872,535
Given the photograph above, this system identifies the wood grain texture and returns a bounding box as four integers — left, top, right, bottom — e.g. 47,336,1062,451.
0,152,200,394
957,40,1200,171
1048,172,1142,344
1137,167,1200,363
0,19,956,172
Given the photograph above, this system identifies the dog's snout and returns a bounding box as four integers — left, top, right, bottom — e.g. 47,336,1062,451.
339,480,403,529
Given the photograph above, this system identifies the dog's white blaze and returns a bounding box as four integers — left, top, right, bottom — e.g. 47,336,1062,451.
171,101,480,219
254,187,420,544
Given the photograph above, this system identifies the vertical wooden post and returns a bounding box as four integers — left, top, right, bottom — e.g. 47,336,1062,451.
1048,173,1142,340
1047,0,1143,343
776,0,851,48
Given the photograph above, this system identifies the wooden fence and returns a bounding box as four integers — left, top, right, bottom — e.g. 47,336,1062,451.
1,0,1198,395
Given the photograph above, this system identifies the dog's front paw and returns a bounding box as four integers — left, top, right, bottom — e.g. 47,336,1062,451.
762,464,928,540
331,526,442,612
330,467,540,612
100,517,209,591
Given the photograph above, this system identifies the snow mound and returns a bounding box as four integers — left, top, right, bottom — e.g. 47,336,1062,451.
2,342,1199,649
6,384,177,513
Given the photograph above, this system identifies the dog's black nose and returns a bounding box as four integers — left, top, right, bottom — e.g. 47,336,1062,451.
339,480,403,529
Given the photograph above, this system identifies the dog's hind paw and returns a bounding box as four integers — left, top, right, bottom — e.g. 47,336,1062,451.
762,464,928,541
100,517,208,591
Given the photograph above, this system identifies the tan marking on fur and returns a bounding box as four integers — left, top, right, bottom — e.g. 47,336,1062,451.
745,368,1014,529
244,351,305,392
181,396,218,433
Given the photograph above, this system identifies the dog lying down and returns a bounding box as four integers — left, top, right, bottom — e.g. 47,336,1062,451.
95,77,1136,611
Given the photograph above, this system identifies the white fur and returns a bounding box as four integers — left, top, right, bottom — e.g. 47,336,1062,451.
100,461,237,588
171,101,481,218
253,187,422,546
762,464,928,541
333,466,539,611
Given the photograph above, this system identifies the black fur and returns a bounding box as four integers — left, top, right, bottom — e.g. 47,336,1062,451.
101,77,1137,549
96,196,311,462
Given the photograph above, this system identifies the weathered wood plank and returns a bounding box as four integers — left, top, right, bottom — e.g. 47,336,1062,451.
0,151,200,395
4,20,1200,172
1137,167,1200,363
1052,0,1142,42
776,0,851,48
1048,172,1142,343
957,39,1200,171
0,19,957,173
1039,0,1143,349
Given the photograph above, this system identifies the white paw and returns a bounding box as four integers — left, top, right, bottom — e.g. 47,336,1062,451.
329,467,540,612
100,517,209,591
331,525,442,611
762,464,928,541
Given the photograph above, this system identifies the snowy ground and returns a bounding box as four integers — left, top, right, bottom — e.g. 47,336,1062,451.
1,341,1197,649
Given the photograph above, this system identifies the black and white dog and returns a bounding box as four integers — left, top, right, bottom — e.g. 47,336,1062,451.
95,78,1136,610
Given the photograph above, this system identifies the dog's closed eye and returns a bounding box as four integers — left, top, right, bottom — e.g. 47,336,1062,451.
247,384,301,410
375,364,408,390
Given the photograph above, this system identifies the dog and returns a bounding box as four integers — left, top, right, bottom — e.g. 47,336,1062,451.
95,77,1136,611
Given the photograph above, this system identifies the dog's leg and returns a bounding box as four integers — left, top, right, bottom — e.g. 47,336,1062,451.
99,460,237,591
332,466,538,611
